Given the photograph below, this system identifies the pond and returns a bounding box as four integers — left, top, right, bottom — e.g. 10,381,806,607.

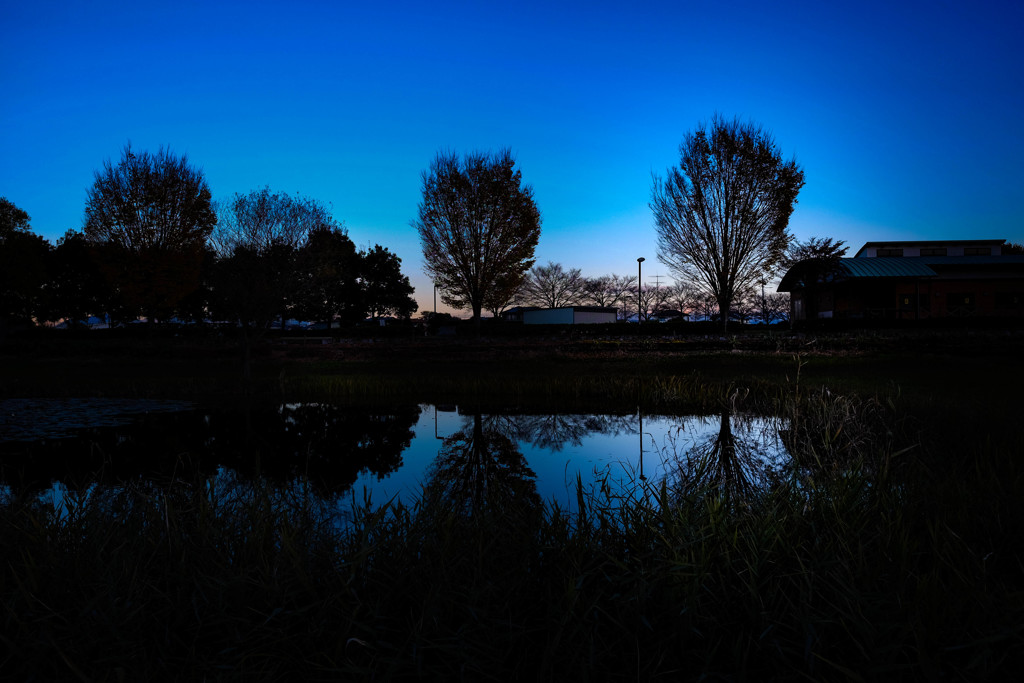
0,399,793,513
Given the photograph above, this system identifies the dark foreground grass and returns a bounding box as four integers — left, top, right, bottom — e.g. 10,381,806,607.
3,367,1023,681
2,332,1023,680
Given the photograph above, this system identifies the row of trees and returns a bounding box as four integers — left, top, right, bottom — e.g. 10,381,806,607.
508,260,791,323
415,116,807,331
1,148,417,332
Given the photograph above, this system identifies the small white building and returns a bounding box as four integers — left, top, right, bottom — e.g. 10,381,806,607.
522,306,618,325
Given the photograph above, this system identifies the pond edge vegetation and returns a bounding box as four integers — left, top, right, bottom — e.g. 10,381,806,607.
2,339,1023,680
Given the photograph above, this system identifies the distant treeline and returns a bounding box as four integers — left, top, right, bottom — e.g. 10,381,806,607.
0,150,417,332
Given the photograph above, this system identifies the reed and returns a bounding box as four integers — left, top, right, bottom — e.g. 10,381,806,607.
3,378,1020,681
2,342,1022,679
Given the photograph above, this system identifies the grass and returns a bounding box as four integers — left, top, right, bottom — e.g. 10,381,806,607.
2,329,1023,679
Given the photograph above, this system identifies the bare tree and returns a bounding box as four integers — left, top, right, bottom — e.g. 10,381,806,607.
651,115,804,331
414,149,541,327
518,261,586,309
211,187,332,257
665,280,700,319
584,274,636,319
84,144,215,320
783,236,848,268
758,291,790,325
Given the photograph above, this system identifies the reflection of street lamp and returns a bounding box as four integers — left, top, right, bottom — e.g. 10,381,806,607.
434,405,445,440
637,257,645,322
638,409,646,482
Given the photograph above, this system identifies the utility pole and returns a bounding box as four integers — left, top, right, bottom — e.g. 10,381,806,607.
636,257,645,322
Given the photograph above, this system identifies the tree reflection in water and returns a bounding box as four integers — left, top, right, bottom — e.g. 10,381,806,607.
424,413,541,517
0,402,422,499
204,403,423,496
479,413,635,451
664,410,788,504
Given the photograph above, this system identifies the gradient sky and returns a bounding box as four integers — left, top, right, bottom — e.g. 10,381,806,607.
3,0,1021,315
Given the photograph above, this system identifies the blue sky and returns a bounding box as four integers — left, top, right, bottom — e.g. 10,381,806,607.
3,0,1021,314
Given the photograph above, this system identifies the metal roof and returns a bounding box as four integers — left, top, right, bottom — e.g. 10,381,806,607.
778,258,935,292
839,258,938,278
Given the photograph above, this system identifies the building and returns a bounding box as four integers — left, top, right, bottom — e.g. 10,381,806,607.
778,239,1024,321
521,306,618,325
500,306,541,322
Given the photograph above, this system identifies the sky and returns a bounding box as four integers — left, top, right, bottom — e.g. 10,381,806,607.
3,0,1022,315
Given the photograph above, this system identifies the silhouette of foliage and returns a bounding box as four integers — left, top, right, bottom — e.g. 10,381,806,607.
359,244,417,319
295,225,363,327
415,149,541,324
44,231,116,327
0,228,49,325
83,145,215,320
651,115,804,331
0,197,31,240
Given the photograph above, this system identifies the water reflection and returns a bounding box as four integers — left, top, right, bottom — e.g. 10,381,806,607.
0,401,421,498
662,411,789,503
424,412,541,516
1,400,801,513
479,413,636,452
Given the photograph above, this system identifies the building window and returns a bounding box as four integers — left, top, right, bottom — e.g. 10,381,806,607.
919,247,946,256
898,294,927,310
964,247,991,255
876,248,903,257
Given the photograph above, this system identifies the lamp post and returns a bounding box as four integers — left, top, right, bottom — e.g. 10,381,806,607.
637,257,645,322
433,282,437,315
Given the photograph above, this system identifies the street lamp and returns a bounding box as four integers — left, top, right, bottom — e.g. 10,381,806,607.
637,257,645,322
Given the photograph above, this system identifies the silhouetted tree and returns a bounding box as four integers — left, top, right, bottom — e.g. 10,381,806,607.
664,280,700,319
295,225,362,328
779,236,847,321
651,115,804,331
784,236,848,266
415,149,541,328
211,188,339,329
84,145,215,321
359,244,417,320
0,197,31,240
484,271,524,319
584,274,636,319
45,230,114,327
0,202,49,326
212,188,338,328
518,261,586,309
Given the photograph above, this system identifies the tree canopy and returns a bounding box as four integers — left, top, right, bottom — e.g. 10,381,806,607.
651,115,804,331
83,145,216,320
85,145,215,253
360,245,417,319
415,149,541,324
211,187,332,257
0,197,31,241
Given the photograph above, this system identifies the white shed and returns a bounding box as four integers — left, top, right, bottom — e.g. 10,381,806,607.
522,306,618,325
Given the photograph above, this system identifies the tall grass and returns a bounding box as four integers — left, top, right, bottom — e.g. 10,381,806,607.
3,377,1021,681
3,344,1023,679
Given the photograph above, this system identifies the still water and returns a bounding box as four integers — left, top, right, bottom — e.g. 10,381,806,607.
0,399,791,512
